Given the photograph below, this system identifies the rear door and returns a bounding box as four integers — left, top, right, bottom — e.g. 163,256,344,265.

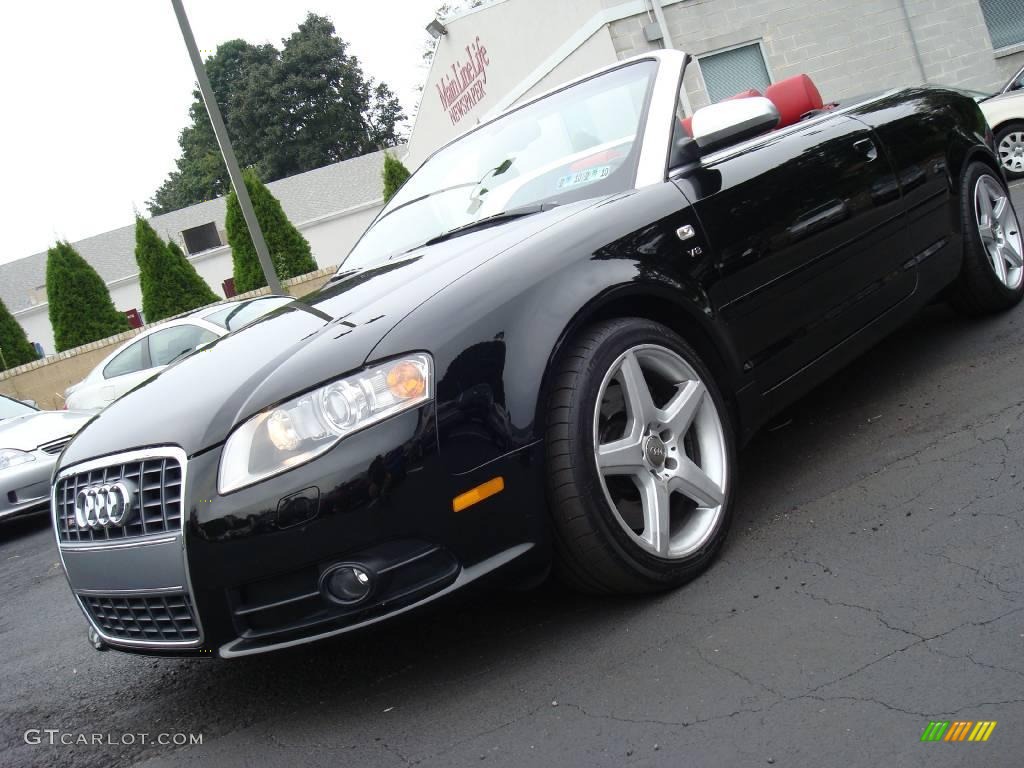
845,89,968,294
673,113,914,397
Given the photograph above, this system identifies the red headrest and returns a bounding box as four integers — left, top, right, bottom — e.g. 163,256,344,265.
765,75,823,128
724,88,762,101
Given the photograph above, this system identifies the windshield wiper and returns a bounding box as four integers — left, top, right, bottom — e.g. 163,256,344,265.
421,202,559,248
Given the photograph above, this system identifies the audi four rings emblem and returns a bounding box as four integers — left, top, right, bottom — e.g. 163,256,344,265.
74,482,135,529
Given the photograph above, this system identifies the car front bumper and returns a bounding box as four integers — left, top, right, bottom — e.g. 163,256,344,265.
55,406,549,657
1,452,57,520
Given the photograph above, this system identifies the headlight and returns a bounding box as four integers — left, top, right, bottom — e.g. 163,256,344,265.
218,353,432,493
0,448,35,471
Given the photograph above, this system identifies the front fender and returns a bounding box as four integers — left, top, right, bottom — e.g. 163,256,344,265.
368,183,739,475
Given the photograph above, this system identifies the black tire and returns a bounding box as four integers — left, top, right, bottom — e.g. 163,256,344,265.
544,318,736,595
994,123,1024,181
948,162,1024,316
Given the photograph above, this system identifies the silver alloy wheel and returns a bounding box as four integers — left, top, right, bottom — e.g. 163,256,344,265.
592,344,727,560
975,174,1024,290
997,130,1024,175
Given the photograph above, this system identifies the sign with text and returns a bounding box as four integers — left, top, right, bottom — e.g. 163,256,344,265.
436,37,491,126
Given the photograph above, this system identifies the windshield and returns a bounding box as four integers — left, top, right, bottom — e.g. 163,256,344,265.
345,60,658,267
0,396,35,420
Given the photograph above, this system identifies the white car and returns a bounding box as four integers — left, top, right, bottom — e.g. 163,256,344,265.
64,296,293,411
0,395,93,521
980,64,1024,180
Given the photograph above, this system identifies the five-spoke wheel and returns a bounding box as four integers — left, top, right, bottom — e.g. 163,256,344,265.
593,345,727,560
545,319,735,594
950,162,1024,315
975,174,1023,290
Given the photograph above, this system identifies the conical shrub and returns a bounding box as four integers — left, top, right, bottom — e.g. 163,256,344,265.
46,241,129,352
226,169,317,293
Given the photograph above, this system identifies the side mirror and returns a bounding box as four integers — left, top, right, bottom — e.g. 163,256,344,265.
690,97,780,154
22,399,37,408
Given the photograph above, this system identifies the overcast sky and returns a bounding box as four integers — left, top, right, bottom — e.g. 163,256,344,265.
0,0,438,266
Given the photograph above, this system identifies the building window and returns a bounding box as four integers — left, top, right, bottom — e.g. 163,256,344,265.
698,42,772,104
980,0,1024,49
180,222,222,255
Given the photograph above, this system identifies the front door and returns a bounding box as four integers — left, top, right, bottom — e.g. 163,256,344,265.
673,113,914,396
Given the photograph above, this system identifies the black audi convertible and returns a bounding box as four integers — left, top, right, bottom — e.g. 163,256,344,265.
53,51,1022,657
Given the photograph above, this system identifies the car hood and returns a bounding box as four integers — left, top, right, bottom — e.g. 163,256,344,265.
984,90,1023,105
0,410,93,451
60,200,598,466
980,91,1023,114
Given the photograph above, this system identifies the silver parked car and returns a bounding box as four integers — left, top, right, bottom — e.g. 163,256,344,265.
0,395,92,521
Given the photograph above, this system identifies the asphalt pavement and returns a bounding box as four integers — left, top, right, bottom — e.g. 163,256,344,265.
2,182,1024,768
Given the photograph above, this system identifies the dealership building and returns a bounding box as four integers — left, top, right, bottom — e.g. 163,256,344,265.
408,0,1024,165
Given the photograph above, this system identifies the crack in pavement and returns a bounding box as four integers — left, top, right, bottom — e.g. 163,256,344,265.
795,591,924,641
921,549,1022,596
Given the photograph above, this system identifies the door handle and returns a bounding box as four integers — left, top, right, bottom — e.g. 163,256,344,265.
854,138,878,162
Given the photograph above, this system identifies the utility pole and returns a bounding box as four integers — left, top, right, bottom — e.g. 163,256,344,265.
649,0,694,117
169,0,284,294
898,0,928,84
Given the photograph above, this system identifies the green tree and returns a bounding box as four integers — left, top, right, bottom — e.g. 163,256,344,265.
366,82,405,149
148,14,406,215
0,298,37,370
46,241,129,352
148,40,281,214
382,152,411,202
226,169,318,293
134,217,219,322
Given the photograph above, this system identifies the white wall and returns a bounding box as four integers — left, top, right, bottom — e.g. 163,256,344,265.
15,201,384,355
301,204,382,269
14,306,52,356
408,0,614,167
518,27,619,104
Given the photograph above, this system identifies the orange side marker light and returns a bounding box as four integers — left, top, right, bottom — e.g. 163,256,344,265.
453,477,505,512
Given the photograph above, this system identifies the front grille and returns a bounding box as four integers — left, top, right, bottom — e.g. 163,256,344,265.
82,592,199,643
56,456,183,542
39,437,71,455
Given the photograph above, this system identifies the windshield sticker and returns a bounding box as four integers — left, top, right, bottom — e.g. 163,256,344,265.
557,165,611,190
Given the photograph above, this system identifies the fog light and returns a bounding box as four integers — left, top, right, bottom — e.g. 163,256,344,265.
321,564,374,605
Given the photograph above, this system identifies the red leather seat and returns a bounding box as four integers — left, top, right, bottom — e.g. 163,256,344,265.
764,74,823,129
